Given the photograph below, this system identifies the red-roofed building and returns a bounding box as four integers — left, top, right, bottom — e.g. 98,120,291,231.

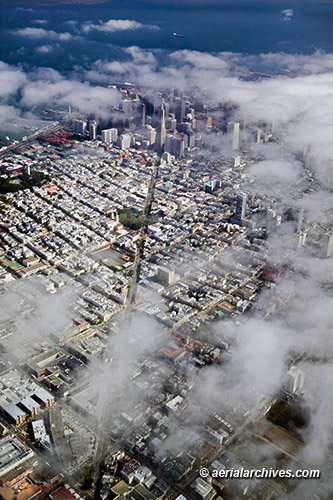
49,484,83,499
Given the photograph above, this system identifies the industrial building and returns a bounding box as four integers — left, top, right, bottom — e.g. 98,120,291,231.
32,387,55,407
18,396,41,417
2,404,26,425
0,370,55,425
0,435,35,477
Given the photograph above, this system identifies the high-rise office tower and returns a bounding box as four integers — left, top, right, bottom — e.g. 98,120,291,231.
155,102,167,152
236,192,247,220
143,125,156,146
284,366,305,395
89,120,97,140
166,116,177,131
164,133,188,157
227,121,240,150
297,207,305,233
140,102,146,127
185,130,195,149
157,266,176,286
231,192,247,225
175,98,186,123
122,99,132,115
131,102,146,127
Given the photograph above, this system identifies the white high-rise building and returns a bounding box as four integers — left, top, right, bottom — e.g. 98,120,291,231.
157,266,176,286
143,125,156,146
117,133,133,150
101,128,118,144
72,119,87,136
234,155,241,167
89,120,97,140
284,366,305,395
227,121,240,151
298,231,307,248
325,233,333,258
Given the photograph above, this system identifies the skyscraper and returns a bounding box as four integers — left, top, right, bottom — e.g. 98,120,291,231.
166,116,177,131
325,233,333,258
72,119,87,136
231,192,247,225
140,102,146,127
122,99,132,115
236,192,247,220
297,207,305,233
227,121,240,150
143,125,156,146
164,133,188,157
154,102,167,152
284,366,305,395
89,120,97,140
175,98,186,123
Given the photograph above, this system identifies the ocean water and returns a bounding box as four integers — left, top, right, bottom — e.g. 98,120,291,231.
1,0,332,72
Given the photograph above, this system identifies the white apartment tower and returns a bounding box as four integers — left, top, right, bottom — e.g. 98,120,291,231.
101,128,118,144
72,119,87,136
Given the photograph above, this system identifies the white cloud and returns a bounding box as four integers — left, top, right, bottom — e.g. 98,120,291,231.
281,8,294,21
0,62,27,98
20,77,121,119
31,19,48,25
171,49,230,71
249,159,302,183
36,44,59,54
82,18,159,33
0,104,21,130
14,27,74,41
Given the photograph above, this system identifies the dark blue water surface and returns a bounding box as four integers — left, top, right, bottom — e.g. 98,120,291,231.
1,0,332,71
